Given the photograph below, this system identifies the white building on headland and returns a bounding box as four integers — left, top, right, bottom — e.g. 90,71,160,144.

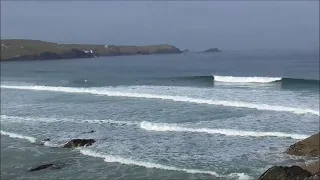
83,50,93,54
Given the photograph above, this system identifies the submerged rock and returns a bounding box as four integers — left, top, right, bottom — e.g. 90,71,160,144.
63,139,95,148
258,166,312,180
81,130,95,134
286,133,320,157
30,164,54,172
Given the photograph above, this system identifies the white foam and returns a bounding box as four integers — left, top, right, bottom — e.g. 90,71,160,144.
1,85,318,115
140,121,309,140
43,141,61,147
0,115,136,126
0,130,36,143
229,173,254,180
214,75,282,83
80,149,252,179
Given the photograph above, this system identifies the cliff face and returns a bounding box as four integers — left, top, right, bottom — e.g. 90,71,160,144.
1,39,182,61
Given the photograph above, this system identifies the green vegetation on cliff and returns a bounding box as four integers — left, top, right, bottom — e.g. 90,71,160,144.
1,39,182,61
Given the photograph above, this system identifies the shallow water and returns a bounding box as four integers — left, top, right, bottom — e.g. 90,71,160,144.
1,51,319,179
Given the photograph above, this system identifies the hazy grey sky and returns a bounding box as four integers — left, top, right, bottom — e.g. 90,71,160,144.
1,1,319,50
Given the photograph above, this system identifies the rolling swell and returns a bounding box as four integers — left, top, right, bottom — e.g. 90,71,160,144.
281,77,320,85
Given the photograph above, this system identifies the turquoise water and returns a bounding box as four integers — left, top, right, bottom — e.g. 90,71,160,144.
1,51,319,179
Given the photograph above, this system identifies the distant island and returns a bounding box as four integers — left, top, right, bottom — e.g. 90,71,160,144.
182,49,189,53
200,48,222,53
0,39,182,61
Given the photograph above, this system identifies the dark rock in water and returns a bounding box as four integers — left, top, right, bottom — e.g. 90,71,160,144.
44,138,50,141
258,166,312,180
81,130,95,134
286,132,320,157
63,139,95,148
201,48,222,53
30,164,54,172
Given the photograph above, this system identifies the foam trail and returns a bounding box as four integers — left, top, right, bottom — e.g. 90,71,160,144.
140,121,309,140
0,115,137,126
1,85,318,116
214,75,282,83
43,141,61,148
0,130,36,143
80,149,252,179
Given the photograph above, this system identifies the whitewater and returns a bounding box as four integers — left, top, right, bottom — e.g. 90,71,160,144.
1,84,319,115
1,115,311,140
213,75,282,83
1,51,319,180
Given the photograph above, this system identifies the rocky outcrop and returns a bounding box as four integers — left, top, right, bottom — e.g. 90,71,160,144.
63,139,95,148
258,166,312,180
301,161,320,174
201,48,222,53
1,39,182,61
286,133,319,157
258,133,320,179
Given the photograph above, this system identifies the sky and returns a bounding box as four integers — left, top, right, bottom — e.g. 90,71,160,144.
1,1,319,51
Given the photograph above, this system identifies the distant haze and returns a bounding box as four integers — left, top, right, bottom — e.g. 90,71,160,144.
1,1,319,51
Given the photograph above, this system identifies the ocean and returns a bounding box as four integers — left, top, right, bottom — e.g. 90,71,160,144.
1,50,319,180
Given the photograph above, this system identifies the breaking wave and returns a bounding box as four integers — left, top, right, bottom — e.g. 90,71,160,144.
173,75,319,85
213,75,282,83
140,121,310,140
0,130,37,143
1,85,318,115
80,149,252,179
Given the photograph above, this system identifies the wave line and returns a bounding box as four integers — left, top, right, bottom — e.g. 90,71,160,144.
80,149,252,179
140,121,310,139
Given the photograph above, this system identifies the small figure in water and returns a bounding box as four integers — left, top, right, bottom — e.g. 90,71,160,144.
84,79,87,82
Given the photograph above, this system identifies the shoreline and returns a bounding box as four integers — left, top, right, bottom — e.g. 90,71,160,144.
1,39,223,62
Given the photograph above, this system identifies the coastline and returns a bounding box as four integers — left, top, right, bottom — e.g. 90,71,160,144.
1,39,183,61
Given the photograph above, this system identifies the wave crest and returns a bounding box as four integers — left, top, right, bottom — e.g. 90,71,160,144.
140,121,309,139
213,75,282,83
0,130,37,143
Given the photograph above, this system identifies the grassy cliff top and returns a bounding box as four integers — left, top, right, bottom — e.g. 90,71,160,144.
1,39,181,61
